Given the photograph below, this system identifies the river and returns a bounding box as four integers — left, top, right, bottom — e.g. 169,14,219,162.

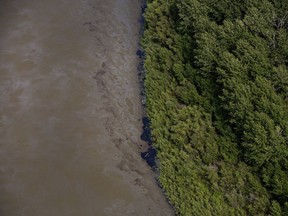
0,0,174,215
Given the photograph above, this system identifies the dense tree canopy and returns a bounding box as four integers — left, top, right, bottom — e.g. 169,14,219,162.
142,0,288,215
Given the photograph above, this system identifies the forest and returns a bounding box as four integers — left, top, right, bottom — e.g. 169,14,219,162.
142,0,288,215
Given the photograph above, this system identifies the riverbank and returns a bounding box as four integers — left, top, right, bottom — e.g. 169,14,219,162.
0,0,174,215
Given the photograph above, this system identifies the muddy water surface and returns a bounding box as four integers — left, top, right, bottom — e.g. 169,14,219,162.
0,0,174,215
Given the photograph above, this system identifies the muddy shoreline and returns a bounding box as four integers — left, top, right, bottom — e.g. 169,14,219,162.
0,0,174,215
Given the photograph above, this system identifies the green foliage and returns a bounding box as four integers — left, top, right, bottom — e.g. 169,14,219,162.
270,201,282,216
143,0,288,215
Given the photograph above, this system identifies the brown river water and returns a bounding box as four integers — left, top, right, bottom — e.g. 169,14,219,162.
0,0,174,215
